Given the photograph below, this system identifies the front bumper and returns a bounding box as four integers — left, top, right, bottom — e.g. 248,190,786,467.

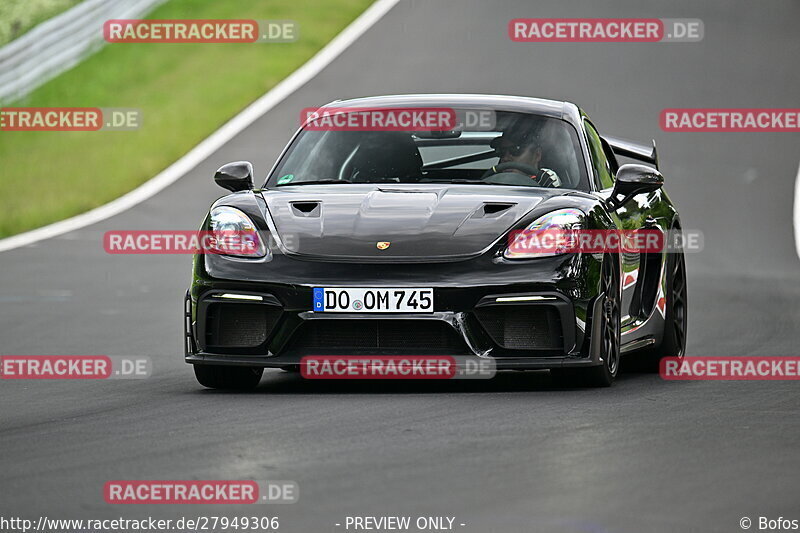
185,252,604,370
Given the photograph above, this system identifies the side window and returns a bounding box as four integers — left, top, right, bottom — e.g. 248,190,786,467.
600,137,619,175
584,121,614,190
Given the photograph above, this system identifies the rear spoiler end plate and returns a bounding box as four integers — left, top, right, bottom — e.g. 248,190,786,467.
603,135,659,170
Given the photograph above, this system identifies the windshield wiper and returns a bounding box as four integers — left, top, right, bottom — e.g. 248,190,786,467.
277,179,352,186
443,179,492,184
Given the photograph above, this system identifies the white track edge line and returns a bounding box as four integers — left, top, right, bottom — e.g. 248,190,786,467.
795,160,800,260
0,0,400,254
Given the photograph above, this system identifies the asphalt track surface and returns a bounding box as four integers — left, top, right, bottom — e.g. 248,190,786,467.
2,1,800,532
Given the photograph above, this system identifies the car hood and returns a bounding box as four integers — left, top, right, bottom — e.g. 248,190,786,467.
261,184,561,261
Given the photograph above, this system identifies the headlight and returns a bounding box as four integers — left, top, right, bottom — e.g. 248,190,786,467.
504,208,585,259
207,206,268,258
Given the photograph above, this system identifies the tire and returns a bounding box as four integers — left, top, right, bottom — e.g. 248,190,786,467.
193,364,263,390
629,248,688,372
552,255,620,387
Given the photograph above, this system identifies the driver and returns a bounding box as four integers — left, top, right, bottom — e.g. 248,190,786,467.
486,123,562,187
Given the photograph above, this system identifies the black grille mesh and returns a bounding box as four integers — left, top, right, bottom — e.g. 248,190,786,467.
474,306,562,350
205,303,280,348
291,320,466,353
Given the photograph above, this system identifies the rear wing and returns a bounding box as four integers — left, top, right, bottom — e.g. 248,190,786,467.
603,135,659,170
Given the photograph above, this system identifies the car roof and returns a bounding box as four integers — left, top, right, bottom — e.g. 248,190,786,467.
322,94,584,130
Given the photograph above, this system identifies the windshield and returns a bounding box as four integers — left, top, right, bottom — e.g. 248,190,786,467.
267,110,590,190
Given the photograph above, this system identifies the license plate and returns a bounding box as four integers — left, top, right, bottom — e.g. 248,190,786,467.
313,288,434,313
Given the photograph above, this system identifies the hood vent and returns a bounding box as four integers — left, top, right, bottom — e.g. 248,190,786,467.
290,201,321,217
473,202,516,218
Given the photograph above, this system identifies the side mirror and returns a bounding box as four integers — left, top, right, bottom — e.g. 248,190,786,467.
214,161,254,192
608,163,663,210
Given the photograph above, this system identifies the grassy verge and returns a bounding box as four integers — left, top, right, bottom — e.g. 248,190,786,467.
0,0,84,46
0,0,372,238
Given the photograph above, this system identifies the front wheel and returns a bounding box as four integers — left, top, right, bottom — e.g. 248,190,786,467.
193,365,263,390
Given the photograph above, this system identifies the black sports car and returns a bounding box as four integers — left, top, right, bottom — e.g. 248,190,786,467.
184,94,687,389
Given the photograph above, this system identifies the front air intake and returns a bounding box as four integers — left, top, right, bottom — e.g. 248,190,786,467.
474,306,563,351
289,319,469,354
205,303,281,348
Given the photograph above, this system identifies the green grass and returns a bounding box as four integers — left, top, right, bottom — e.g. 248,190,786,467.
0,0,84,46
0,0,372,238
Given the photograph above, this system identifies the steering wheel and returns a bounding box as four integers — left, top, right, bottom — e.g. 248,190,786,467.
482,161,541,181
